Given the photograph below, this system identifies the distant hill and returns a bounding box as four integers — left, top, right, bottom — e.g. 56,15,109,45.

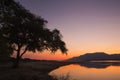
67,52,120,62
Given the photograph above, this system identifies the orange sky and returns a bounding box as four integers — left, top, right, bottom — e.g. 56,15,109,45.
23,47,120,60
17,0,120,60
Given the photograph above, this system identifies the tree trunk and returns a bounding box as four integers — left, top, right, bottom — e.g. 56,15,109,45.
12,47,21,68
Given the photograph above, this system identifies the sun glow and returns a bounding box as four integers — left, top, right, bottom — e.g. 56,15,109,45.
17,0,120,60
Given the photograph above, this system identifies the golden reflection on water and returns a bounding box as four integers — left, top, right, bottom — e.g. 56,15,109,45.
49,64,120,80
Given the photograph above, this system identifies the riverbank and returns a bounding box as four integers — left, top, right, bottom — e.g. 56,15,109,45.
1,60,120,80
0,60,71,80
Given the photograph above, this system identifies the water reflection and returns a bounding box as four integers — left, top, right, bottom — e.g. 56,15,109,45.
49,63,120,80
80,61,120,68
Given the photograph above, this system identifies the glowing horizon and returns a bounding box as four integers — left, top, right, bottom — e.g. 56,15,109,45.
16,0,120,60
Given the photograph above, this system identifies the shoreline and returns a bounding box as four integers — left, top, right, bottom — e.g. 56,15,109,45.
0,60,120,80
0,61,71,80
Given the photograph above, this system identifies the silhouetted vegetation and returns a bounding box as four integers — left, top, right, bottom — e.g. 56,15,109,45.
0,60,72,80
52,73,71,80
79,61,120,68
0,0,67,68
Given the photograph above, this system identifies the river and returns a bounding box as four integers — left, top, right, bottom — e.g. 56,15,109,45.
49,62,120,80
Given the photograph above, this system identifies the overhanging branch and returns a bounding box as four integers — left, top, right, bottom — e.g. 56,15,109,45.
20,47,28,58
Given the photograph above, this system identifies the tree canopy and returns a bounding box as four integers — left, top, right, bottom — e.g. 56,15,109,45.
0,0,67,68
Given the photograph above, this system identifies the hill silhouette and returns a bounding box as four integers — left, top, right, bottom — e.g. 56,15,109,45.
67,52,120,62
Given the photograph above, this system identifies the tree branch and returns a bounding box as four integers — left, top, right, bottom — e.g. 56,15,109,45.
14,48,18,51
20,47,28,58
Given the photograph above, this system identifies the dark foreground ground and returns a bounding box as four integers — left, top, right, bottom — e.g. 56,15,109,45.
0,60,71,80
0,60,120,80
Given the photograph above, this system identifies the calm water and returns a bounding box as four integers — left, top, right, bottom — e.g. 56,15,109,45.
49,63,120,80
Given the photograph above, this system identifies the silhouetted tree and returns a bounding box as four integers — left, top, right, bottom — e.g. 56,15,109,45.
0,33,13,56
0,0,67,68
0,30,13,62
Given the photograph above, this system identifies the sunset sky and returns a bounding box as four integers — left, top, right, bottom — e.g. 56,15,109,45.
16,0,120,60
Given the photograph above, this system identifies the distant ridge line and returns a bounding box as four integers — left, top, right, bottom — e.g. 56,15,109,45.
67,52,120,62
